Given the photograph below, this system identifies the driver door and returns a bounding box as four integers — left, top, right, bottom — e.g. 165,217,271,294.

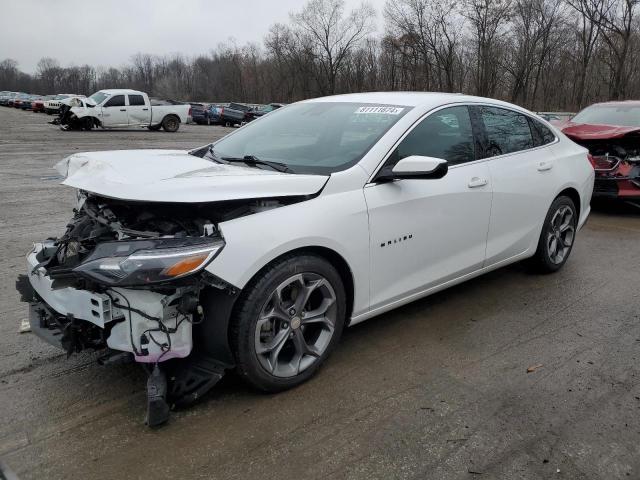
364,105,493,311
100,94,128,127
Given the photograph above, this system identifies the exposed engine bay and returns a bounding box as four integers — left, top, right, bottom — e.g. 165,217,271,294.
19,191,296,425
570,135,640,203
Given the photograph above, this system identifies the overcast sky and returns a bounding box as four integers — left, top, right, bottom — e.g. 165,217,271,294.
0,0,387,73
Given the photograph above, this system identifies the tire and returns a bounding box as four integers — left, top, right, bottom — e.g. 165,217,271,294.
230,254,347,392
81,117,93,131
148,124,161,131
162,115,180,132
528,195,578,273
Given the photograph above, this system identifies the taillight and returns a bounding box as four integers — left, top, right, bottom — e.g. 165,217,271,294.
586,153,596,169
220,107,224,115
188,106,192,116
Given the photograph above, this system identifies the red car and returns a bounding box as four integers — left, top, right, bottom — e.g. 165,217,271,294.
31,97,46,112
562,101,640,203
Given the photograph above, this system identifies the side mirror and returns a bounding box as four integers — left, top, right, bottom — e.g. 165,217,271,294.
376,155,448,182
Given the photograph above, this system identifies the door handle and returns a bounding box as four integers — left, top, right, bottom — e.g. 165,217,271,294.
537,161,553,171
142,108,149,111
468,177,488,188
119,109,126,112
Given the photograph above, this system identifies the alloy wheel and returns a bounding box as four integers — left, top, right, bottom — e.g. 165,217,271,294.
254,273,337,378
546,205,575,264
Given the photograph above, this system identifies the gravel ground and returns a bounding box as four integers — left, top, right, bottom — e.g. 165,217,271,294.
1,106,639,480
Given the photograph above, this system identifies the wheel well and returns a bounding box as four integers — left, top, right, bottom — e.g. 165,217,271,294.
246,246,355,321
557,187,581,219
164,114,180,123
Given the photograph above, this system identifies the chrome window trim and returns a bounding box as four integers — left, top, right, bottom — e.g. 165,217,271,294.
366,101,559,183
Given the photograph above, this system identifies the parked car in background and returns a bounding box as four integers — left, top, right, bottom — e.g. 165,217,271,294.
221,102,251,126
21,95,41,110
0,92,19,106
204,104,224,125
245,103,285,122
22,92,593,426
189,103,208,124
562,101,640,204
32,96,52,112
44,94,85,115
538,112,574,127
57,89,190,131
13,94,30,109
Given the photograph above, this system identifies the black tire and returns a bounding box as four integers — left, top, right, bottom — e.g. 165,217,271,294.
528,195,578,273
81,117,94,131
148,124,161,131
230,254,347,392
162,115,180,132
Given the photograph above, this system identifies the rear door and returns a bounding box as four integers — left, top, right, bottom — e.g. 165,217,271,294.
472,105,559,265
365,105,493,310
100,94,128,127
126,94,151,126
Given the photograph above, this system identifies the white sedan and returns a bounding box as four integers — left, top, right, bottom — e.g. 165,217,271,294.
23,92,594,425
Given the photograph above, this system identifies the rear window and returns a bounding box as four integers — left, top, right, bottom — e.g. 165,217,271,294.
229,103,250,111
128,95,145,106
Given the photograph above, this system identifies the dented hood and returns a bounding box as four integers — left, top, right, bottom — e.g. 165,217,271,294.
562,122,640,140
55,149,329,203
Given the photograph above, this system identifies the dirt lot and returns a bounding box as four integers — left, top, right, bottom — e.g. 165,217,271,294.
1,106,640,480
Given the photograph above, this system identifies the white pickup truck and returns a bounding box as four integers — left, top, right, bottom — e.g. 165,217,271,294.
58,89,191,132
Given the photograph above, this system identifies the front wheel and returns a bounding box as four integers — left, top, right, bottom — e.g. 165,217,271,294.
528,195,577,273
230,254,346,392
162,115,180,132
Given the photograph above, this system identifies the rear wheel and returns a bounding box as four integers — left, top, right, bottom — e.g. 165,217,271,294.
230,254,346,392
529,195,577,273
162,115,180,132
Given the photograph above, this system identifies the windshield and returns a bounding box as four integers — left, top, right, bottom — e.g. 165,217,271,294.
88,91,109,105
211,102,410,174
571,104,640,127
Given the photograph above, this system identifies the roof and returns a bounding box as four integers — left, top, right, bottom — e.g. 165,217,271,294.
97,89,146,95
303,91,525,110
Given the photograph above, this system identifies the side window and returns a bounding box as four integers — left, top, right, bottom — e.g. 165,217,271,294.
480,106,533,157
128,95,145,106
104,95,125,108
388,106,475,166
528,118,556,147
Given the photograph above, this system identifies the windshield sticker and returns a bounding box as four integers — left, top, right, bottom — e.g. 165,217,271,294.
355,106,404,115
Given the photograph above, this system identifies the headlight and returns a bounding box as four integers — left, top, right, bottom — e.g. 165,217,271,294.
73,237,224,286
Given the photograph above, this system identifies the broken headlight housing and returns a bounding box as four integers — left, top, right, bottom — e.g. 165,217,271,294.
73,237,224,286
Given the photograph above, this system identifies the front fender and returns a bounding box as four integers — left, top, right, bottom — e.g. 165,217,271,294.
205,189,370,318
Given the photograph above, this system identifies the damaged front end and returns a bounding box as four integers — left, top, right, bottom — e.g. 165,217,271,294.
563,128,640,206
49,98,95,130
19,192,286,426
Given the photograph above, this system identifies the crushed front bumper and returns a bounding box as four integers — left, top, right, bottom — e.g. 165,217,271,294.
26,242,194,363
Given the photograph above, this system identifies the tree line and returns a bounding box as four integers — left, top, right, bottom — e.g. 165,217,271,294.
1,0,638,111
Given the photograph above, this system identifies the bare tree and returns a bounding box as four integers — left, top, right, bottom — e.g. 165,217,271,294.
291,0,376,94
463,0,512,97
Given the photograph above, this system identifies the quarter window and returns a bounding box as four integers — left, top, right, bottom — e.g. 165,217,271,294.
128,95,145,106
480,106,533,157
388,106,475,166
528,118,556,146
104,95,125,108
